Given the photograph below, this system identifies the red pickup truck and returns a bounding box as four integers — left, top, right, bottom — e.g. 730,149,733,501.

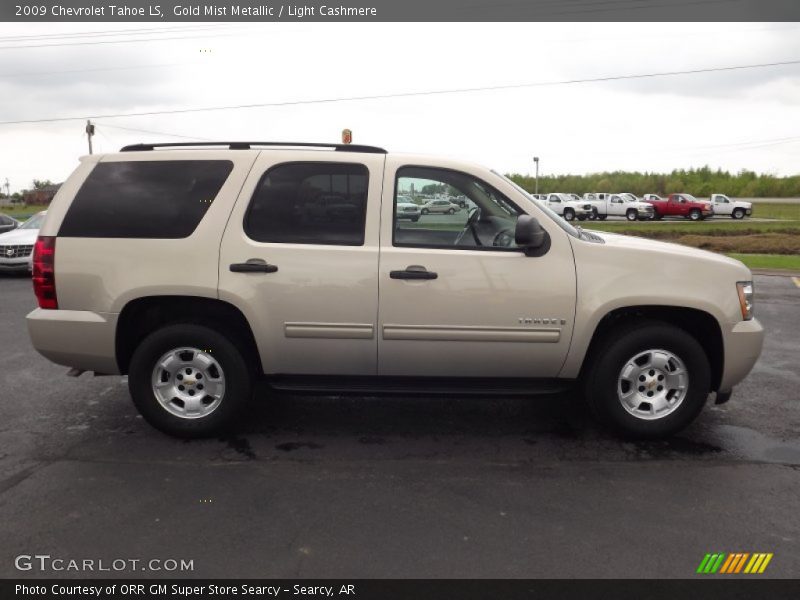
643,193,714,221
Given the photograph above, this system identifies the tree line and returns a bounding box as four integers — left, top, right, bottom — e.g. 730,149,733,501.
506,167,800,197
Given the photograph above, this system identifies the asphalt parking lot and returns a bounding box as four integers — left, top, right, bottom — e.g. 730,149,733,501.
0,273,798,579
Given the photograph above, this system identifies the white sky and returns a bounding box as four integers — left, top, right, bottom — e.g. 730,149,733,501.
0,22,799,192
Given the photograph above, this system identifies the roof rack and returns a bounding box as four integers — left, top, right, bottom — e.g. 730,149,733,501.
119,142,387,154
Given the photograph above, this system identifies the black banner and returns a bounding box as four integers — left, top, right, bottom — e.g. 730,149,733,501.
3,0,800,22
4,580,800,600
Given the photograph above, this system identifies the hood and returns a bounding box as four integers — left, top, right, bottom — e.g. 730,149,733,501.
0,227,40,245
589,230,751,274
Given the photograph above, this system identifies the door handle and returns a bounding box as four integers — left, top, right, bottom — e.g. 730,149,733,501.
230,259,278,273
390,265,438,280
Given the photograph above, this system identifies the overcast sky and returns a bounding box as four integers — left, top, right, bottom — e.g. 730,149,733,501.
0,22,799,192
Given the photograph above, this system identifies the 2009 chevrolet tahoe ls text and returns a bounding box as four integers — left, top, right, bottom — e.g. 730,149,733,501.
27,142,764,438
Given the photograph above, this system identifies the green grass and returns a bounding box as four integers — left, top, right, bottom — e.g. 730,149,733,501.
0,205,38,220
749,202,800,220
726,253,800,271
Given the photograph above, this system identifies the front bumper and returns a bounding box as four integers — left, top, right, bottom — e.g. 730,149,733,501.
27,308,120,375
0,258,32,272
719,318,764,392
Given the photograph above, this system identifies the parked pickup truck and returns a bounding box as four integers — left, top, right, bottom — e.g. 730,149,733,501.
710,194,753,219
26,141,763,440
543,193,593,222
645,193,714,221
583,193,655,221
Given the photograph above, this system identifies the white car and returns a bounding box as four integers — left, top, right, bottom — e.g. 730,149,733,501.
420,199,461,215
396,198,421,222
543,193,593,221
0,211,46,272
710,194,753,219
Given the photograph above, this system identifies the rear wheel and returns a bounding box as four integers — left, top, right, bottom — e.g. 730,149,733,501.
448,208,455,214
589,208,598,221
626,209,638,221
128,324,253,438
421,208,429,215
584,321,710,438
732,208,745,219
597,214,607,221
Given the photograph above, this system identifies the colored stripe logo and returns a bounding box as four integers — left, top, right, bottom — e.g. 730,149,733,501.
697,552,773,574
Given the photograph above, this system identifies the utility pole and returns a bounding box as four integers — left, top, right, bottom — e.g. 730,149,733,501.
533,156,539,195
4,178,9,199
85,120,95,154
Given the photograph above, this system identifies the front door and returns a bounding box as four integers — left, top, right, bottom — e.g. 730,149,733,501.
219,150,385,375
377,158,577,378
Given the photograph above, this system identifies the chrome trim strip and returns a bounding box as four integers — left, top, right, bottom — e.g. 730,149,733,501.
285,322,375,340
382,324,560,343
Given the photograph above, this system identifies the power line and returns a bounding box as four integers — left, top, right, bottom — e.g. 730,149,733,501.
96,122,214,142
0,24,226,43
1,58,798,127
0,30,241,51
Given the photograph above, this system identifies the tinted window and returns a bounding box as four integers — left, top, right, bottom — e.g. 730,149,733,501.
244,162,368,246
60,160,233,238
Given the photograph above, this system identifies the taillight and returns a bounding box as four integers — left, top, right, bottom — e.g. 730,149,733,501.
32,236,57,309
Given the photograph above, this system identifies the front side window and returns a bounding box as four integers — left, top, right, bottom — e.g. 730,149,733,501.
244,162,368,246
60,160,233,238
394,167,522,250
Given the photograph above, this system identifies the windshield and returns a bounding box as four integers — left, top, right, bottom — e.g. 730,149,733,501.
495,172,581,239
19,213,45,230
683,194,698,202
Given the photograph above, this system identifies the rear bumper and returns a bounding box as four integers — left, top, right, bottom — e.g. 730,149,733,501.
719,318,764,391
26,308,120,374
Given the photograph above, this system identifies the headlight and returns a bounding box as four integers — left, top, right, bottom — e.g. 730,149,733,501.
737,281,754,320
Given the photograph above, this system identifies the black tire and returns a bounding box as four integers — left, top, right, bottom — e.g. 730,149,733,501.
448,208,455,214
653,211,663,221
563,208,575,221
421,208,429,215
689,209,701,221
411,216,419,222
589,208,598,221
584,321,710,439
626,209,638,221
128,324,253,438
598,214,607,221
732,208,745,220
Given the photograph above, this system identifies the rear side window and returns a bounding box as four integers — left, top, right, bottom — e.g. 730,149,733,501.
59,160,233,238
244,162,368,246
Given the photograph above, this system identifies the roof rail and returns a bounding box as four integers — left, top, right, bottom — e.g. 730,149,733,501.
119,142,387,154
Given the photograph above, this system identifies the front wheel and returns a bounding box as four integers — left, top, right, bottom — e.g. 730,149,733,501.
626,209,638,221
589,209,598,221
448,208,455,214
732,208,745,219
689,209,701,221
597,214,607,221
128,324,253,438
584,321,710,438
411,216,419,222
563,208,575,221
653,211,663,221
421,208,429,215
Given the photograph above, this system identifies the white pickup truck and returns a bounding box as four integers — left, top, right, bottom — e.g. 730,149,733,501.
710,194,753,220
583,193,655,221
543,193,593,222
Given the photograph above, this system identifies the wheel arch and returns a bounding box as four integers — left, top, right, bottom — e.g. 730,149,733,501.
115,296,262,376
576,305,724,392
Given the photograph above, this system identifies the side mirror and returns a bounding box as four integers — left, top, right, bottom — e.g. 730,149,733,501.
515,215,549,256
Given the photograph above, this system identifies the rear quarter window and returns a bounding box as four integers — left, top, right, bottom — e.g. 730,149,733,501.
59,160,233,238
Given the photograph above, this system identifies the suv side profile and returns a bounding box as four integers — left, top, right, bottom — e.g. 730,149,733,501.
28,142,763,439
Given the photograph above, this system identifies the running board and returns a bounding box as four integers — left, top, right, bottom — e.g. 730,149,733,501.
266,375,575,397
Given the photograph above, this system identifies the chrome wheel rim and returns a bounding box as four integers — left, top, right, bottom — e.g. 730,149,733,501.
617,349,688,420
151,347,225,419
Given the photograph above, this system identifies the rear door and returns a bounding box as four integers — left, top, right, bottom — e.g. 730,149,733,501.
376,157,577,378
219,150,385,375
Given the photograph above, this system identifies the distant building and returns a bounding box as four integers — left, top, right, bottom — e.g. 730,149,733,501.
23,183,61,206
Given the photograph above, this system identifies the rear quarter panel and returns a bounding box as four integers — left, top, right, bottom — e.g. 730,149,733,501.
49,151,259,313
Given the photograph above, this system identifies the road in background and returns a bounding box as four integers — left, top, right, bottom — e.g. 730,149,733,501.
0,274,798,578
